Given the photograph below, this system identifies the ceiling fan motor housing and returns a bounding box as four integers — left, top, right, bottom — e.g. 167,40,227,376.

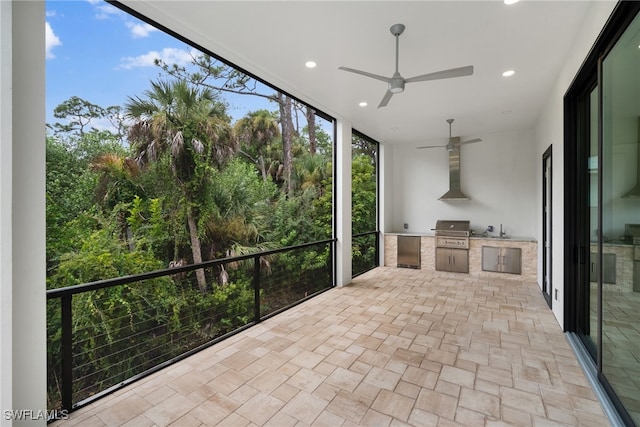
389,76,405,93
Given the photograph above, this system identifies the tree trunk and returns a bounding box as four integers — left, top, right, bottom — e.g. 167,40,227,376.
279,94,295,195
306,107,316,155
258,155,267,182
186,207,207,293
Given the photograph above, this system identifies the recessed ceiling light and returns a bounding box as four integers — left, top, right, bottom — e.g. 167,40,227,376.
502,70,515,77
359,101,368,107
305,61,317,68
504,0,520,5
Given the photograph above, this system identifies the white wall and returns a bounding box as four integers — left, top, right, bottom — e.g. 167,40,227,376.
0,0,12,421
335,120,352,286
0,1,47,425
533,1,617,328
378,143,393,263
387,128,537,238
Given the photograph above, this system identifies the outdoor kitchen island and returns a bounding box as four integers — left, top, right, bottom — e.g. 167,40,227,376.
384,232,537,281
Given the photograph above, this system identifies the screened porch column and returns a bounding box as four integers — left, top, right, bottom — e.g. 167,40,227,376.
335,119,352,286
0,1,47,423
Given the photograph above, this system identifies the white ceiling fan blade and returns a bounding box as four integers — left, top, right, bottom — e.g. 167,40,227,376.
416,145,447,149
338,67,392,83
405,65,474,83
459,138,482,145
378,90,394,108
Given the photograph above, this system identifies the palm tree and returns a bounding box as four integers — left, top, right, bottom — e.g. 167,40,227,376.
234,109,280,181
125,79,237,293
293,153,329,194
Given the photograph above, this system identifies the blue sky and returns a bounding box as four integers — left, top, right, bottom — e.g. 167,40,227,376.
46,0,274,132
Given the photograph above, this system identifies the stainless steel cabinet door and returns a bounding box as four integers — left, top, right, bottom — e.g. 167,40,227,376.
482,246,501,272
501,247,522,274
435,248,450,271
482,246,521,274
449,248,469,273
436,248,469,273
397,235,421,269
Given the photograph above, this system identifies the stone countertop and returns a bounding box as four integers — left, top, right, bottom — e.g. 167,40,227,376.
385,232,435,237
471,236,537,243
384,232,536,242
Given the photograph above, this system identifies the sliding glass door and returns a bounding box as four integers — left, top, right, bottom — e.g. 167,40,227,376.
567,3,640,425
600,12,640,423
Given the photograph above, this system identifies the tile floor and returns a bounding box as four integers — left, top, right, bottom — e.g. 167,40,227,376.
53,267,610,426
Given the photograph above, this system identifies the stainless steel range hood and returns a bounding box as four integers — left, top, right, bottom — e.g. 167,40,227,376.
439,137,470,201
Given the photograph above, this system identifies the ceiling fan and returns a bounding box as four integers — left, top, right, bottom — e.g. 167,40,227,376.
338,23,474,108
417,118,482,151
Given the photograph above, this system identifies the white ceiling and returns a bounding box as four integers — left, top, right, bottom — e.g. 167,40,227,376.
119,1,594,145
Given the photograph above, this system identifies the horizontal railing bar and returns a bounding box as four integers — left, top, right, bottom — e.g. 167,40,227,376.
352,231,379,239
47,238,336,299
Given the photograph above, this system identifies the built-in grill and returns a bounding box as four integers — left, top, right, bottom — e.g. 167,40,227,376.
434,220,470,273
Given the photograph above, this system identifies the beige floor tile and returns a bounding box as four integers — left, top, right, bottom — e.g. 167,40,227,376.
286,367,327,393
371,389,415,422
501,387,546,417
168,413,203,427
415,389,458,420
54,267,611,427
439,365,475,388
325,366,365,393
458,387,500,418
63,415,106,427
262,411,297,427
326,389,371,423
454,406,489,426
235,392,285,425
363,366,402,390
94,394,152,426
144,393,198,426
282,390,328,424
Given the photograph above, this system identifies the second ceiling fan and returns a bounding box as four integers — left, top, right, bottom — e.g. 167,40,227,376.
417,118,482,151
339,23,474,108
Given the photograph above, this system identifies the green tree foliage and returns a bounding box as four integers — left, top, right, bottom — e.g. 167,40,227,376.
234,109,281,181
46,65,341,408
352,154,377,234
351,135,378,274
126,79,237,293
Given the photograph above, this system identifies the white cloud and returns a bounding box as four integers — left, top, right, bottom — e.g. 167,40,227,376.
119,47,197,70
126,22,158,39
92,2,123,20
45,22,62,60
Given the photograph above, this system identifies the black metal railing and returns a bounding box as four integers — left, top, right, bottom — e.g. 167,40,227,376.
46,239,335,414
352,231,379,277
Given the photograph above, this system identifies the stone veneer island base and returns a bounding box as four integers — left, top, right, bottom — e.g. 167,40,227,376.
384,234,538,282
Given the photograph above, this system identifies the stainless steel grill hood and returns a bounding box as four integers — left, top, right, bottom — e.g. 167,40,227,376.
439,137,470,201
